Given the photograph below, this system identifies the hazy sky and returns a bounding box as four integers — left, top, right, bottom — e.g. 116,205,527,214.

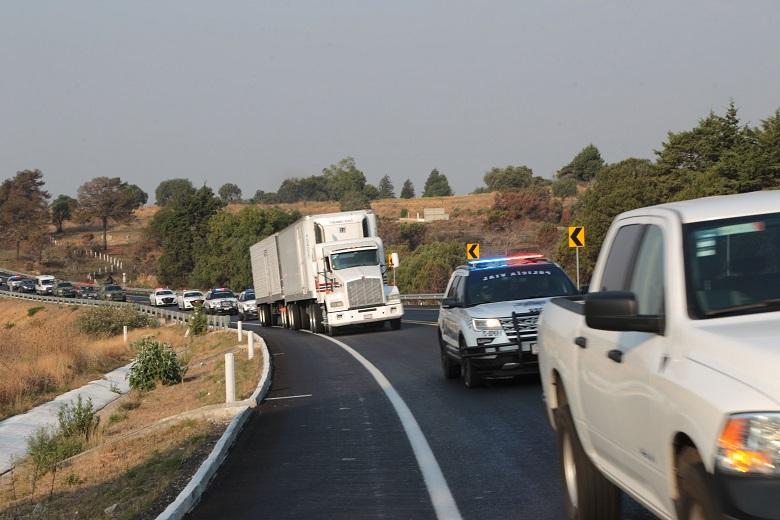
2,1,779,200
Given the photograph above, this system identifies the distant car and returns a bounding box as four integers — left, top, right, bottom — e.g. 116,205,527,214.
99,284,127,302
19,279,37,293
35,275,55,295
237,289,258,321
0,275,7,286
7,276,24,291
149,288,176,307
177,290,204,310
76,285,99,299
53,281,77,298
203,288,238,315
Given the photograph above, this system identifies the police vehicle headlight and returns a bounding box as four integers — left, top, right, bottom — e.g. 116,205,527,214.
472,318,502,331
717,413,780,474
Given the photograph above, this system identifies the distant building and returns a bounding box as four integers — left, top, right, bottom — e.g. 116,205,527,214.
399,207,450,223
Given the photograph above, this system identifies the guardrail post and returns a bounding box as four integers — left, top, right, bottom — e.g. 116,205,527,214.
247,332,254,360
225,353,235,403
237,321,243,341
123,325,128,344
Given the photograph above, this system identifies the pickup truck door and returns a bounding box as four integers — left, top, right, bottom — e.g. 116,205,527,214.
577,219,670,510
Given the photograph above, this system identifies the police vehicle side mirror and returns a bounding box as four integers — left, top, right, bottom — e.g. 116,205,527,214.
441,297,460,309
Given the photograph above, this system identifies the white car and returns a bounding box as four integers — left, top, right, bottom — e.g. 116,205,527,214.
437,254,578,388
34,275,55,295
538,190,780,520
149,288,177,307
177,290,204,310
237,289,258,321
203,288,238,315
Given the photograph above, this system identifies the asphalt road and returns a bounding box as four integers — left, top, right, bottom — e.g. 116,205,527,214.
188,317,655,520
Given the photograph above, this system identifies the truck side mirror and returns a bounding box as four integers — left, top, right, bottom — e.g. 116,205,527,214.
441,297,461,309
585,291,664,334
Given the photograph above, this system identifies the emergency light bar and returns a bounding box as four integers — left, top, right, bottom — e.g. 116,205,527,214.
468,253,546,268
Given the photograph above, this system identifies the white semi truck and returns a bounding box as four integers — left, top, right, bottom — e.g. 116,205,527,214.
250,210,403,335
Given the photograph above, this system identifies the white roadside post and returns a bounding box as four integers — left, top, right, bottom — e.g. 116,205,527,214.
123,325,128,344
247,332,254,360
122,272,126,284
237,321,243,341
225,353,236,403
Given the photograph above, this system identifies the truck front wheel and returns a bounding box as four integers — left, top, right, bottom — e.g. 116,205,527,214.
675,447,723,520
554,402,620,520
389,318,401,330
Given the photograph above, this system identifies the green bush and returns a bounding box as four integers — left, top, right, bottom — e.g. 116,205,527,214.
75,306,155,337
27,306,45,317
27,427,83,494
190,304,208,336
57,395,100,441
128,338,188,391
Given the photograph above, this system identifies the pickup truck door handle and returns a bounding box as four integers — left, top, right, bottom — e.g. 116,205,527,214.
607,349,623,363
574,336,587,349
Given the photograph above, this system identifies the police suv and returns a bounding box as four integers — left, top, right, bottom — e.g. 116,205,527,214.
438,254,578,388
203,288,238,315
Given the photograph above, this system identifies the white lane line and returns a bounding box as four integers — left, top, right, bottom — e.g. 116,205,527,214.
265,394,312,401
403,320,438,327
312,332,463,520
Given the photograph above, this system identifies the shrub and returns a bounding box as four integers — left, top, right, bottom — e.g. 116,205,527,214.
57,395,100,441
128,338,187,391
75,306,155,337
27,306,45,317
400,208,408,218
190,304,208,336
27,427,83,494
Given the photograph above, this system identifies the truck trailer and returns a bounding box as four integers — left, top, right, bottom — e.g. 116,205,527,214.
250,210,403,334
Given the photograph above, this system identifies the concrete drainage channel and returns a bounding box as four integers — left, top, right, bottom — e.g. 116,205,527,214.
156,330,273,519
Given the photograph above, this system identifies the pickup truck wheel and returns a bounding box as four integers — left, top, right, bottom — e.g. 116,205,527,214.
555,404,620,520
676,448,723,520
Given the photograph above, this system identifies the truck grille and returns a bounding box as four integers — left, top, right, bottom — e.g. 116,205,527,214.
347,278,384,308
499,312,540,343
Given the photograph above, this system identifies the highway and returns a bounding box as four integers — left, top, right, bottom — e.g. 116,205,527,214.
2,282,653,518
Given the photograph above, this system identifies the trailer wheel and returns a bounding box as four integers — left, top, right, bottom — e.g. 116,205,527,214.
310,304,325,333
298,303,311,331
289,303,302,330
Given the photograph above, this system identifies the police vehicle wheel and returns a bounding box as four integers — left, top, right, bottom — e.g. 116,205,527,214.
461,360,483,388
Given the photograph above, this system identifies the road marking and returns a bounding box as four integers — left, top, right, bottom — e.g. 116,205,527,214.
265,394,312,401
403,320,438,327
312,332,463,520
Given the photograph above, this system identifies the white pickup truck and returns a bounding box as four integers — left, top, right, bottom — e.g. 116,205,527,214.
538,191,780,520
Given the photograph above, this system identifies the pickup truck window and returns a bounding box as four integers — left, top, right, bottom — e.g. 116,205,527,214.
465,265,576,306
630,225,665,315
600,224,646,291
684,211,780,319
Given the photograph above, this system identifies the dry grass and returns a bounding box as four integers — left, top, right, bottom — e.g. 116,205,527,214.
0,327,263,518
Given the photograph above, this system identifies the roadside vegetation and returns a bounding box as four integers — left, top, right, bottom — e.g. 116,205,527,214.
0,326,262,519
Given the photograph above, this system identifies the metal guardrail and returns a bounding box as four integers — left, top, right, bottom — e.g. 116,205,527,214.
0,289,231,330
400,293,444,305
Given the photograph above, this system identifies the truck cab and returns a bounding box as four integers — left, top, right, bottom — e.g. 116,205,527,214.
438,254,577,387
35,275,55,295
538,191,780,520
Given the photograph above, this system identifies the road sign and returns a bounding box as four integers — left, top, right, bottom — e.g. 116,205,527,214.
466,243,480,260
568,227,585,248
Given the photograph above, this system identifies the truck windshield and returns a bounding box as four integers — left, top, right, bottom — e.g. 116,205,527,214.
331,249,378,270
465,265,577,306
684,212,780,318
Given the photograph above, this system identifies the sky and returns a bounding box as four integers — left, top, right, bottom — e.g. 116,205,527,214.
1,0,779,200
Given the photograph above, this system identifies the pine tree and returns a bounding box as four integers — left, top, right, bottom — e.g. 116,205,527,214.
400,179,415,199
377,175,395,198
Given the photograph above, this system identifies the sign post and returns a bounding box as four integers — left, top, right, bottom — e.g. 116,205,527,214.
466,243,480,261
568,227,585,289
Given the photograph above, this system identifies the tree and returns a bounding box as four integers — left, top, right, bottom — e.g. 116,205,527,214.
155,178,195,206
422,169,453,197
0,169,50,259
558,144,604,181
400,179,415,199
77,177,145,251
250,190,279,204
50,194,78,233
552,176,578,200
122,183,148,207
190,206,299,290
322,157,367,200
218,183,243,202
378,175,395,198
150,186,225,287
483,165,534,192
340,190,370,211
363,184,380,201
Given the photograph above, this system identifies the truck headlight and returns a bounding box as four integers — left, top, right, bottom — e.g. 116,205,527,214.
717,413,780,474
330,301,344,309
472,318,502,331
388,294,401,304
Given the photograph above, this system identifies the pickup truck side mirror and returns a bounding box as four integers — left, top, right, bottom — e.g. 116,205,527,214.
441,297,461,309
585,291,664,334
